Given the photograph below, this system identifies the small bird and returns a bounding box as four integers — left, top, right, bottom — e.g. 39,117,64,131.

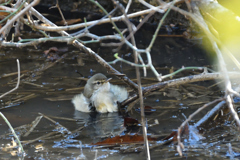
72,73,128,113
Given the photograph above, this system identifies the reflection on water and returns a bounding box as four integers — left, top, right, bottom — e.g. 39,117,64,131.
74,111,125,142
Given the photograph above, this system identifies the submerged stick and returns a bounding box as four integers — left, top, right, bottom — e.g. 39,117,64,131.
38,113,72,135
23,116,43,137
0,112,25,155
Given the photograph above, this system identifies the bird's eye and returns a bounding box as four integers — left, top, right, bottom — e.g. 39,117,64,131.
97,81,100,85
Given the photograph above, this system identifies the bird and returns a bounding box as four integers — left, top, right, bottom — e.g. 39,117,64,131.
72,73,128,113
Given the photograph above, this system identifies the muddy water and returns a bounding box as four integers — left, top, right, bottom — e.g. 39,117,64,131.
0,29,235,159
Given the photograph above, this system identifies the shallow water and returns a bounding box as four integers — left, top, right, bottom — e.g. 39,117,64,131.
0,25,238,159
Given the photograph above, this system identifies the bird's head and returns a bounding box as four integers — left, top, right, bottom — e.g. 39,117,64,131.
84,73,112,98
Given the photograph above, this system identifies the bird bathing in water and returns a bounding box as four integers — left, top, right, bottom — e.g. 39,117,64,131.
72,73,128,113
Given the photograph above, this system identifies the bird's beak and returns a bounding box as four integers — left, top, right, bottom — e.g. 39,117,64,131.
105,78,112,83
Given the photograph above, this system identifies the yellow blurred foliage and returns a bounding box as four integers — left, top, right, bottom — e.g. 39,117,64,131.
200,0,240,71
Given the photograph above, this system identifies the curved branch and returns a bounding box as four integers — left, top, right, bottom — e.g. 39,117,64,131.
0,59,20,98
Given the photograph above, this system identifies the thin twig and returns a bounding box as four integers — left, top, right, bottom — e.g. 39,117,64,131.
0,59,20,98
54,0,67,25
110,0,151,158
23,116,43,137
125,0,132,13
0,112,25,155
